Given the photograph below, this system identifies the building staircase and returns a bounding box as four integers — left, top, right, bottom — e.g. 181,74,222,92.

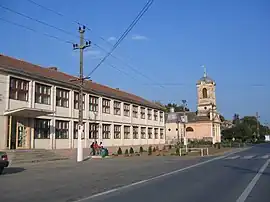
5,149,69,165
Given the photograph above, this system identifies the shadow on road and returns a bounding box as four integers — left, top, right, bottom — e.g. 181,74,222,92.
2,167,26,175
224,165,270,176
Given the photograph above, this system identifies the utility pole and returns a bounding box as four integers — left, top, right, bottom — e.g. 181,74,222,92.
182,100,187,152
256,112,260,141
72,26,91,162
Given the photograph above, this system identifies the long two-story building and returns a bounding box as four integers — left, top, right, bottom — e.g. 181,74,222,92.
0,54,165,150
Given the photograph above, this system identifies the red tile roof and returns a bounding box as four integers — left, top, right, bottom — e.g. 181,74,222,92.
0,54,164,110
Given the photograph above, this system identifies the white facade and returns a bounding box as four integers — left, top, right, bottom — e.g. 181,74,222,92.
0,72,165,150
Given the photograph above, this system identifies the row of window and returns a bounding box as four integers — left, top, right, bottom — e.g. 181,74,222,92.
34,119,165,140
9,77,164,121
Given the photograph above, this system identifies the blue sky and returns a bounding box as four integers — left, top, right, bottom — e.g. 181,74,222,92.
0,0,270,124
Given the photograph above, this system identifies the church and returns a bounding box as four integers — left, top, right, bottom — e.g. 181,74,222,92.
165,67,221,145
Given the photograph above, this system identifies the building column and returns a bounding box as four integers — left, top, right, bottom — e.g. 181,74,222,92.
30,118,35,149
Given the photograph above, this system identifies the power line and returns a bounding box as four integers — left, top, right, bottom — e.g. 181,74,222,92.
0,17,74,44
93,43,162,85
86,0,154,77
1,1,164,88
24,0,118,48
0,4,77,38
22,0,163,88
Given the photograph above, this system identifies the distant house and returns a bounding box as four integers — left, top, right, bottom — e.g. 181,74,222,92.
165,70,221,145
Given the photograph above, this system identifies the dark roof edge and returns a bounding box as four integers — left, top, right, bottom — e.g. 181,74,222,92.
0,66,164,111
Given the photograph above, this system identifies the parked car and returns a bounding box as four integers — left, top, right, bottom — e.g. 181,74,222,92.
0,151,9,175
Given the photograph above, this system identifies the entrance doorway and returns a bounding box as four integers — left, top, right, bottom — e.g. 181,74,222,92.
9,116,30,149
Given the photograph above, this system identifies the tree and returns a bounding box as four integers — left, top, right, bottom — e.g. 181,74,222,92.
232,113,240,125
164,103,190,112
219,114,225,122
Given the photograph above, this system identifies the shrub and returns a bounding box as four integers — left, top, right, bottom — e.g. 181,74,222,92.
148,146,152,155
125,149,129,155
117,147,122,155
176,147,180,156
139,146,144,153
129,147,134,154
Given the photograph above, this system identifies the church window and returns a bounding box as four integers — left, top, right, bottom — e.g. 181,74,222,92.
202,88,208,98
186,127,194,132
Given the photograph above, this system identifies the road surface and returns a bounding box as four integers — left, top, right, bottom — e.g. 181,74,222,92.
1,144,270,202
78,144,270,202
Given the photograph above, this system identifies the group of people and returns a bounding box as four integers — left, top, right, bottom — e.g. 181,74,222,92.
90,141,103,156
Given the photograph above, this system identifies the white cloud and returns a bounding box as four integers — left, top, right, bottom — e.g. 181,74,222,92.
131,34,148,40
107,36,116,42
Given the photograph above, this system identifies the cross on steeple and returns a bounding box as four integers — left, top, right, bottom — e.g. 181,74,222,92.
201,65,207,77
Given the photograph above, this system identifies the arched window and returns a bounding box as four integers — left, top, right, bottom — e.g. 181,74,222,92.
186,127,194,132
202,88,208,98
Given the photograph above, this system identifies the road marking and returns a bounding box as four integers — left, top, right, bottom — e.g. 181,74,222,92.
225,155,240,160
236,159,270,202
73,148,250,202
260,154,270,159
243,155,255,159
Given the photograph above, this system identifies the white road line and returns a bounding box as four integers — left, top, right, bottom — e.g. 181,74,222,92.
243,155,255,159
225,155,240,160
73,148,250,202
236,159,270,202
260,154,270,159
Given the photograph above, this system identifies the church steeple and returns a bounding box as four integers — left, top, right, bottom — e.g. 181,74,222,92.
196,65,216,116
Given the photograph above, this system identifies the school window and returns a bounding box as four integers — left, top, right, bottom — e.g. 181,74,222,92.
89,123,99,139
102,99,111,114
147,109,152,120
102,124,111,139
9,77,29,101
154,128,159,139
141,127,146,139
89,95,99,112
73,122,85,139
160,128,164,139
160,112,164,122
124,103,130,116
34,119,50,139
141,107,145,119
114,125,121,139
114,101,121,115
154,110,158,121
55,120,69,139
148,128,152,139
132,105,138,118
56,88,69,108
35,83,51,105
133,126,139,139
74,92,85,110
124,126,130,139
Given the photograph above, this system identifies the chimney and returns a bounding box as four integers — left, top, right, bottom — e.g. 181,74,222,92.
170,107,175,113
48,66,58,71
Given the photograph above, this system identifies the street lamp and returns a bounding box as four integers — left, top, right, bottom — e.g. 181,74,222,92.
181,100,188,152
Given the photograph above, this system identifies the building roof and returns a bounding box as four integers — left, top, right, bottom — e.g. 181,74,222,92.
197,76,215,85
0,54,164,110
165,111,210,123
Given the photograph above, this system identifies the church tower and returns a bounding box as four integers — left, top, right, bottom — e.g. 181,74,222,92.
196,65,216,117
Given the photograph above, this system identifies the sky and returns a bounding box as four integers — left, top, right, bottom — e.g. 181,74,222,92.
0,0,270,124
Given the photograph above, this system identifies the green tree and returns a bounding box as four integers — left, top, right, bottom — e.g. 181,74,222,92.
232,113,240,125
164,103,190,112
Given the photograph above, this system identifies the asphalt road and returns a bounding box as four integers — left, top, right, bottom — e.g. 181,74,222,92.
81,144,270,202
1,145,269,202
